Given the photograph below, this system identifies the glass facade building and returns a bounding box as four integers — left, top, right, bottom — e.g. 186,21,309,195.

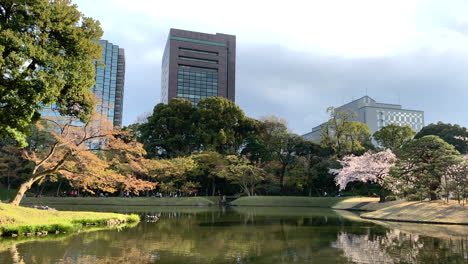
93,40,125,127
40,40,125,129
161,29,236,105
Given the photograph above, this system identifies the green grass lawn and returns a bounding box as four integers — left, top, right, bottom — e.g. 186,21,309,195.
230,196,347,207
21,196,215,206
0,202,139,237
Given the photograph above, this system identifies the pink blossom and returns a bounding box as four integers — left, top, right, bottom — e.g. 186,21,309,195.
330,149,396,190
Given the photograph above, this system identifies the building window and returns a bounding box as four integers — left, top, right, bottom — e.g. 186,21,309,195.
176,65,218,104
179,47,218,56
178,56,218,64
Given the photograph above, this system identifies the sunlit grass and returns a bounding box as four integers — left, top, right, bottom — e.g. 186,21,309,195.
0,202,139,236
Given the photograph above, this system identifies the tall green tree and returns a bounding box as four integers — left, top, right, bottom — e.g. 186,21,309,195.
415,122,468,154
389,135,463,200
139,98,197,158
190,151,226,196
219,155,265,196
194,97,257,154
295,140,332,196
373,124,416,151
0,0,103,146
321,107,372,157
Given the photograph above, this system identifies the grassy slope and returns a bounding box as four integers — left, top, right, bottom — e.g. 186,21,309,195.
0,202,139,236
361,201,468,224
21,196,215,206
230,196,346,207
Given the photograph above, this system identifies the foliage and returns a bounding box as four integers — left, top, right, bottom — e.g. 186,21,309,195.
152,157,197,195
138,98,197,158
189,151,227,196
440,155,468,204
218,156,265,196
138,97,257,158
389,135,463,201
195,97,257,154
0,0,103,147
415,122,468,154
3,113,157,205
373,124,416,151
321,107,372,158
330,150,396,202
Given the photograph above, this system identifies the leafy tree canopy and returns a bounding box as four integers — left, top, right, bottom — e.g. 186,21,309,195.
390,135,463,200
0,0,103,147
415,122,468,154
139,98,196,158
320,107,373,157
373,123,416,151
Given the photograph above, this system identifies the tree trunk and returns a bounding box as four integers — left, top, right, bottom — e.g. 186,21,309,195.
56,181,62,197
212,180,216,196
9,177,39,206
379,193,386,203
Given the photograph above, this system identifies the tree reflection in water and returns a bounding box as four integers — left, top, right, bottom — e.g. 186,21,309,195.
333,229,467,264
0,208,467,264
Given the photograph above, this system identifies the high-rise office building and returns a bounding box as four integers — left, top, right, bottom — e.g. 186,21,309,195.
303,96,424,142
94,40,125,127
41,40,125,128
161,29,236,105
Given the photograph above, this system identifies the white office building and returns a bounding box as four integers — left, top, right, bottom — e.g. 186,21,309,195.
303,96,424,142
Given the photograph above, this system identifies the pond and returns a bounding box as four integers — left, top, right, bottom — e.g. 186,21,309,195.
0,206,467,263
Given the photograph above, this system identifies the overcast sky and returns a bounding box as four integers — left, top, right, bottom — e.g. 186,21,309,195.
74,0,468,134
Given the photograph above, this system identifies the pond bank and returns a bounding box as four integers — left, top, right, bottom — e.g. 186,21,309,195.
21,197,215,207
230,196,346,207
333,197,468,225
0,202,139,237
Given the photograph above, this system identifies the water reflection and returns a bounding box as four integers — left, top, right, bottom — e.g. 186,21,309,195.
0,207,466,264
333,230,467,264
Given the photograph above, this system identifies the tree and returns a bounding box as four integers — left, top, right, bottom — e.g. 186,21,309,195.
321,107,372,158
389,135,463,201
138,98,197,158
295,140,332,196
441,155,468,204
0,144,31,190
415,122,468,154
373,124,416,151
190,151,226,196
195,97,257,154
219,156,265,196
0,0,103,147
330,150,396,202
242,116,307,193
7,113,156,205
152,157,197,195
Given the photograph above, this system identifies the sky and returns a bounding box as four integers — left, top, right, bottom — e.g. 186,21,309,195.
73,0,468,134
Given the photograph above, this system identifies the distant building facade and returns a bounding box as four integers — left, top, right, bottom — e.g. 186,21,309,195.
303,96,424,142
41,40,125,128
94,40,125,127
161,28,236,105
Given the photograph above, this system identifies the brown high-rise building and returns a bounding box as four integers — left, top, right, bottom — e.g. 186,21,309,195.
161,28,236,105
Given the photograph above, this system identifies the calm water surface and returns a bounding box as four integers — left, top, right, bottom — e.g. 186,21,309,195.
0,206,467,263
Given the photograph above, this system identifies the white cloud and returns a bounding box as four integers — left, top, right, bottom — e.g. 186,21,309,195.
71,0,468,131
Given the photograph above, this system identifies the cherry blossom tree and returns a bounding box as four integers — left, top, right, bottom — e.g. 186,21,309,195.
330,149,396,202
441,155,468,204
